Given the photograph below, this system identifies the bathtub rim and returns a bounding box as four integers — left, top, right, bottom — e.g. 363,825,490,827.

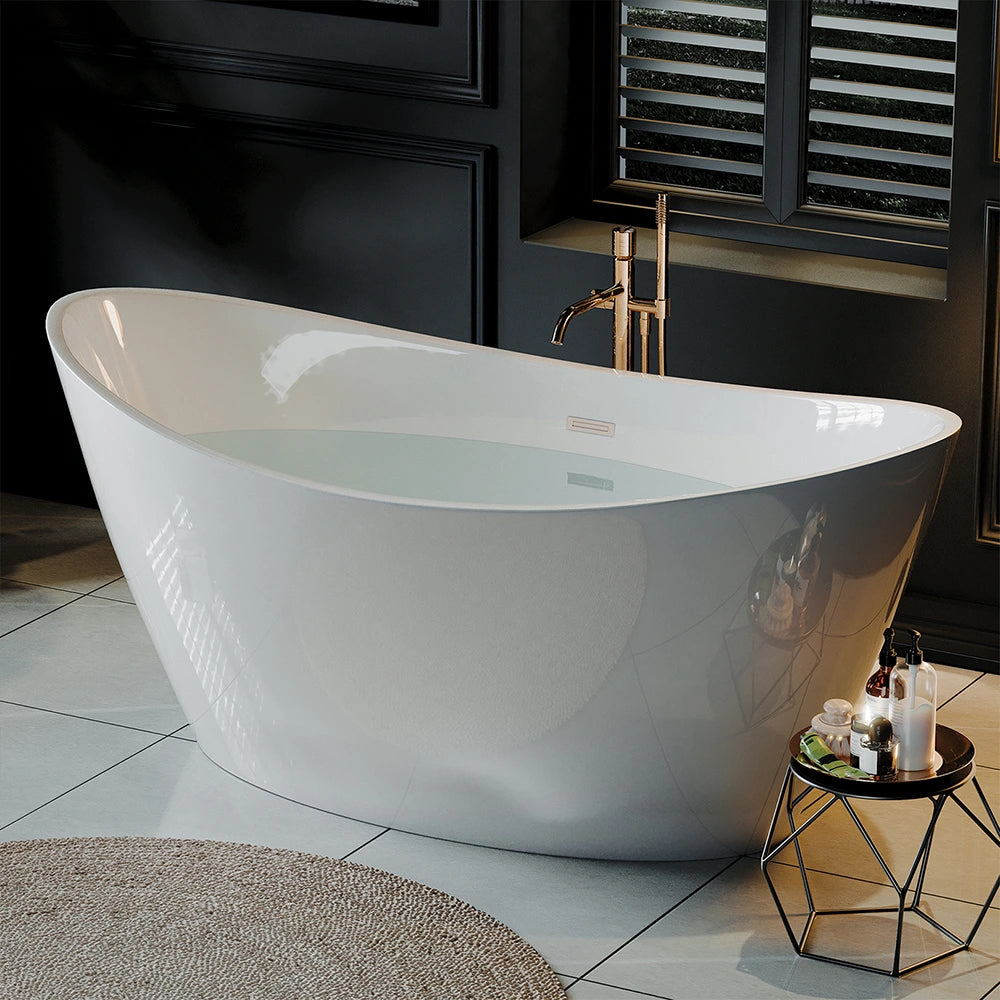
46,286,963,514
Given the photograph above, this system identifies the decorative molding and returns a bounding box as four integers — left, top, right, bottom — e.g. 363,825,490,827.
134,104,497,347
978,202,1000,545
219,1,442,26
993,0,999,163
895,593,999,673
53,0,495,107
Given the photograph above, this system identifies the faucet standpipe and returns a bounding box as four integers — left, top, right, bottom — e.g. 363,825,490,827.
550,193,671,376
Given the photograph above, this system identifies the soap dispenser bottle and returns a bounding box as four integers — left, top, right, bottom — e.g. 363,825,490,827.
890,629,937,771
864,627,897,723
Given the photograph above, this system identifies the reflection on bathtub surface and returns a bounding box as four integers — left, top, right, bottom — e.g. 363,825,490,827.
47,288,961,859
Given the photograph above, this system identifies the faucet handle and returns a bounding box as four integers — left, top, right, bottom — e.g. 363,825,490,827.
613,227,636,260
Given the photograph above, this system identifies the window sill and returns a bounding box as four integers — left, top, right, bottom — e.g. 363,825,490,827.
526,218,947,301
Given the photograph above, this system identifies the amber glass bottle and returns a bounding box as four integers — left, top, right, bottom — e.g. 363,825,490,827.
864,627,897,722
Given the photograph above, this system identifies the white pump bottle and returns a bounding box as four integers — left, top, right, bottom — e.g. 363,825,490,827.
890,629,937,771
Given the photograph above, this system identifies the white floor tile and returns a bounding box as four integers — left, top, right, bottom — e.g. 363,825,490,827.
349,830,733,980
938,673,1000,769
0,580,78,635
584,856,1000,1000
935,662,989,708
0,596,186,734
0,703,160,828
1,495,123,593
0,736,385,858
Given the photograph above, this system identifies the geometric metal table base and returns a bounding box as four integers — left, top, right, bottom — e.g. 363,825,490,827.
761,727,1000,978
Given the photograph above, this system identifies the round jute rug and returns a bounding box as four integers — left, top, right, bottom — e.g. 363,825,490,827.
0,836,569,1000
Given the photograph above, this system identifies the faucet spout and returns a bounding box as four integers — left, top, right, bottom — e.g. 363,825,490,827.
551,284,622,346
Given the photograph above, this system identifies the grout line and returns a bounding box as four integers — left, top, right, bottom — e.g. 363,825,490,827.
167,730,198,743
0,575,134,638
339,828,392,862
83,576,136,606
572,856,743,986
0,590,90,638
0,576,94,595
766,856,1000,911
938,670,989,710
569,979,677,999
1,577,113,598
0,733,173,833
980,982,1000,1000
0,573,127,593
87,592,136,607
0,699,183,740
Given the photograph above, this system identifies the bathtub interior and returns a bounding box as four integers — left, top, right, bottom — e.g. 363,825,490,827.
51,289,960,504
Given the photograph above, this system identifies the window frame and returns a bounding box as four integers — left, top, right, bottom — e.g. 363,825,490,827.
587,0,952,270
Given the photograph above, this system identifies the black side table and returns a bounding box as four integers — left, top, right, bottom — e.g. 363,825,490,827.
761,725,1000,977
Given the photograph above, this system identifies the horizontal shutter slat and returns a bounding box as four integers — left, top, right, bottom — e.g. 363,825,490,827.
807,170,950,200
863,0,957,8
624,115,764,146
811,15,956,43
623,86,764,116
808,140,950,170
622,55,765,85
621,25,766,53
809,108,952,138
809,78,954,107
811,45,954,74
625,0,766,19
622,146,763,176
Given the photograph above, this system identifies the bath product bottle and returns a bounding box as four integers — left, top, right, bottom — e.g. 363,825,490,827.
849,714,869,768
809,698,853,762
858,716,898,779
890,629,937,771
864,627,897,723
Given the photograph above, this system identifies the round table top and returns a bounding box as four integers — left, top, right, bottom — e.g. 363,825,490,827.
788,724,975,799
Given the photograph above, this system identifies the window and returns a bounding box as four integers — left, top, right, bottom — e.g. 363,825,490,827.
605,0,958,268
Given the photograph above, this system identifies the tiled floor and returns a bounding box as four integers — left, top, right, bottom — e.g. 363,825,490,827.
2,492,998,1000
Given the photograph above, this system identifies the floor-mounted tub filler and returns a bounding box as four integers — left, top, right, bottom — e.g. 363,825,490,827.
47,288,961,861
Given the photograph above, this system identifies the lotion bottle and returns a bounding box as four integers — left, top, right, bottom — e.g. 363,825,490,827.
890,629,937,771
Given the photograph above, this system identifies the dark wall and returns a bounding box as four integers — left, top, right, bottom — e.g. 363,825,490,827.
2,1,997,667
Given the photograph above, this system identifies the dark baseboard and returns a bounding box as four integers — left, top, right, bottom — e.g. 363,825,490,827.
894,592,999,673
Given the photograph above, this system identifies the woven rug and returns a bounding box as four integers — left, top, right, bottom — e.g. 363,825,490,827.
0,836,569,1000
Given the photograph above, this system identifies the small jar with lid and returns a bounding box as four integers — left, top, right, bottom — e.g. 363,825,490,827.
809,698,853,762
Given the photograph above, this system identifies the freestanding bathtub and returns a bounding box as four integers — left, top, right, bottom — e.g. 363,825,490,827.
47,288,960,860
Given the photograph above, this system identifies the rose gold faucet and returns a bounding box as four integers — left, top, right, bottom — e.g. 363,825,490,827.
551,192,670,375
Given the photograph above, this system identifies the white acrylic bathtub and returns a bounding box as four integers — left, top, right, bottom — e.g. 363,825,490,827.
47,288,960,860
